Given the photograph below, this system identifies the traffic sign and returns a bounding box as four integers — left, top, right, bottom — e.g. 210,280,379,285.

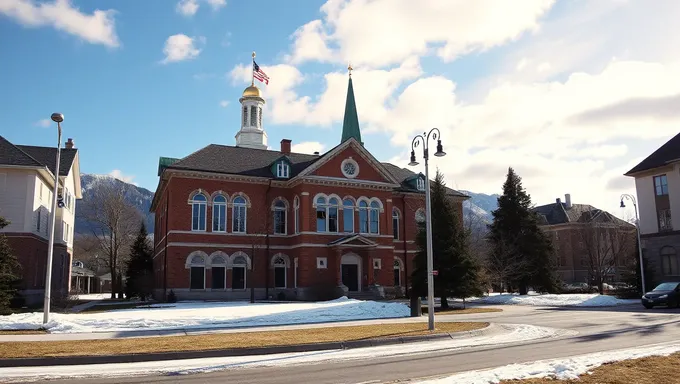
432,270,439,276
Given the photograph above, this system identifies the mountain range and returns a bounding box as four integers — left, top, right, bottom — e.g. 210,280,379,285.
74,175,500,236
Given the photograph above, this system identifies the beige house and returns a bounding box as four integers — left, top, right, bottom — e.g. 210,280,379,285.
625,132,680,282
0,135,82,306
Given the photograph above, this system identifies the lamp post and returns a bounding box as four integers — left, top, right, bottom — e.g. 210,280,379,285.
408,128,446,331
43,113,63,324
620,194,646,295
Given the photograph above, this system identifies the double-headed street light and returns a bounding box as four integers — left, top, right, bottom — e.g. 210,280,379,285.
43,112,64,324
408,128,446,331
620,194,646,295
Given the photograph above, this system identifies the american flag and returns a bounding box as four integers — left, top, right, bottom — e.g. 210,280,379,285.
253,61,270,85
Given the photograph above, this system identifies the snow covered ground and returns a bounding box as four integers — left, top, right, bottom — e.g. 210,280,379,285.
0,297,410,333
468,293,639,307
417,341,680,383
0,324,565,382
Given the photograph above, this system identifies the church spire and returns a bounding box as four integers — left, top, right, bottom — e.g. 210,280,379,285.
341,64,362,145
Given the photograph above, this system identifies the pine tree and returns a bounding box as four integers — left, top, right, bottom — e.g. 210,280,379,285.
125,222,153,301
488,167,560,294
0,216,22,313
411,170,483,308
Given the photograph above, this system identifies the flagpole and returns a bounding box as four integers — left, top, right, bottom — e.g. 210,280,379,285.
251,51,255,86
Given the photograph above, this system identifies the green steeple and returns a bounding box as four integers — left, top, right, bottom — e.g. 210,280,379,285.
341,71,362,145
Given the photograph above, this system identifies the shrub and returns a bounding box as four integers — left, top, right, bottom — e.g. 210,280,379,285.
167,290,177,303
305,283,343,301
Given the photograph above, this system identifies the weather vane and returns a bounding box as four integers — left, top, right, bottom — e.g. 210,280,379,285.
348,63,353,76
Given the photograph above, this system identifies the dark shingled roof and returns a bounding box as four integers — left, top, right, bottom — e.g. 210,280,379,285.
533,202,632,227
167,144,321,177
163,143,468,198
625,132,680,175
0,136,77,176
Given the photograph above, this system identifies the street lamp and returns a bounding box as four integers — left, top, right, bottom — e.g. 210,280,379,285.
43,112,64,324
620,194,646,296
409,128,445,331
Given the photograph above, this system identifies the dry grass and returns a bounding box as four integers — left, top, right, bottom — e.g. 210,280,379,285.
421,307,502,315
501,352,680,384
0,322,488,359
0,330,47,335
80,303,158,313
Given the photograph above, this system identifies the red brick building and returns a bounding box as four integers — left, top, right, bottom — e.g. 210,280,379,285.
150,74,468,301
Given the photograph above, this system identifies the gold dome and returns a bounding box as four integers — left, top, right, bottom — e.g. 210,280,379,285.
242,85,262,98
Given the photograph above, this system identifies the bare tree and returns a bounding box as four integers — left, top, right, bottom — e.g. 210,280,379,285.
80,182,142,299
462,204,491,265
485,232,530,293
579,220,636,294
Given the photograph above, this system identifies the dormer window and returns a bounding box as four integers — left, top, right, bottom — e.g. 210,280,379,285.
417,178,425,191
277,162,290,178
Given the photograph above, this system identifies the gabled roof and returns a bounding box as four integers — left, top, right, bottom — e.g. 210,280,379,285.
381,162,468,198
0,136,77,177
625,132,680,176
533,202,633,227
165,144,321,178
328,234,378,247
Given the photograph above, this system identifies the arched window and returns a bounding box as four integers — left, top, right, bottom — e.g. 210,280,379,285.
369,201,380,234
392,208,400,240
343,198,354,233
328,197,339,232
316,196,327,232
231,253,248,290
210,253,227,290
250,105,257,127
417,177,426,191
661,246,678,276
212,195,227,232
232,196,247,233
190,193,207,231
294,196,300,234
272,255,287,288
415,208,426,224
273,199,287,234
187,253,206,290
359,200,369,233
394,259,402,286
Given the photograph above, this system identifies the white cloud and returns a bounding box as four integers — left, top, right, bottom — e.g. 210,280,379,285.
176,0,225,16
287,0,555,67
0,0,119,47
161,34,204,64
108,170,137,186
219,100,229,108
176,0,199,16
291,141,325,155
34,118,51,128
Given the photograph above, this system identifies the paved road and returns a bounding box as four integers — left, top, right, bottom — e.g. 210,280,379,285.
23,304,680,384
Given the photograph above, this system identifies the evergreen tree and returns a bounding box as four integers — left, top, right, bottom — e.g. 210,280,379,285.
0,216,22,313
488,167,560,294
125,222,153,301
411,170,483,308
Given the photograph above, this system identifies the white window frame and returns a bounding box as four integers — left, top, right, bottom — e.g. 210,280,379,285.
273,256,287,288
273,199,287,235
417,178,425,191
212,195,227,232
342,198,355,233
294,196,300,234
277,162,290,178
231,255,248,290
190,193,207,231
188,254,206,290
232,196,247,233
317,257,327,269
392,208,399,240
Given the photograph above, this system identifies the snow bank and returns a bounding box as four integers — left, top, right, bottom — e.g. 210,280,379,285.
0,297,410,333
470,293,638,307
418,342,680,383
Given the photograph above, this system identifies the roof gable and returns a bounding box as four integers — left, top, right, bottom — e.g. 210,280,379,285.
625,132,680,175
294,138,400,185
533,202,634,227
381,162,468,198
0,136,77,177
0,136,44,168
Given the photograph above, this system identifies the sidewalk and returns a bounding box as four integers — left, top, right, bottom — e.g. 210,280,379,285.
0,314,460,342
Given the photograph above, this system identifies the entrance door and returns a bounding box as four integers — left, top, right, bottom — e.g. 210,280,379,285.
342,264,359,292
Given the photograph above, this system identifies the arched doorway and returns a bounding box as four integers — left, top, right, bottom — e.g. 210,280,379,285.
341,253,362,292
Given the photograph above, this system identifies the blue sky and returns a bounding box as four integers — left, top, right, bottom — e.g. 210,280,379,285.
2,0,679,218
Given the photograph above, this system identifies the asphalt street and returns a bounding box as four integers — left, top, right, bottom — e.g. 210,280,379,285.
21,304,680,384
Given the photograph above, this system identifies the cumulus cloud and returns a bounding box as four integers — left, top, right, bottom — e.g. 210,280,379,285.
286,0,554,67
291,141,325,155
176,0,225,16
219,100,229,107
161,34,204,64
0,0,119,47
108,170,137,185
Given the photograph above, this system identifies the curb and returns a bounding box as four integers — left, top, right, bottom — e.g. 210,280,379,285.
0,324,496,368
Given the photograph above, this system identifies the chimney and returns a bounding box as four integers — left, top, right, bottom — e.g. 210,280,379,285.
313,151,320,156
565,193,572,209
65,138,74,149
280,139,291,154
556,197,561,205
